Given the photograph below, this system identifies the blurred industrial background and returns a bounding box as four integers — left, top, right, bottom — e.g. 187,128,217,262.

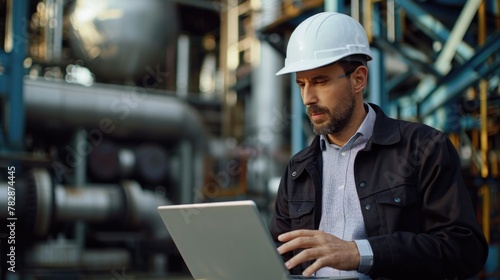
0,0,499,279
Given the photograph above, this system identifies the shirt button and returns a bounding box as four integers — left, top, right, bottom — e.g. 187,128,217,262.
394,197,401,203
341,152,346,156
359,181,366,188
365,204,371,210
292,171,297,177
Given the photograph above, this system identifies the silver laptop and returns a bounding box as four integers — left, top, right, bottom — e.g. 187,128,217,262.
157,200,358,280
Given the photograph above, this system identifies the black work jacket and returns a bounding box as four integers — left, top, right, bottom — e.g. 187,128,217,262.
270,104,488,280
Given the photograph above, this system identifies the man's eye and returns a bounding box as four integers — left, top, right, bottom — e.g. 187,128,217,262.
297,84,305,88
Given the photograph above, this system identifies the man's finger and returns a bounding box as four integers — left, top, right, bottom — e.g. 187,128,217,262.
283,247,322,271
277,236,317,254
278,229,317,242
303,258,327,276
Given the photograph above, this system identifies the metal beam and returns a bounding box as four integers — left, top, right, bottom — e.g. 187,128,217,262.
420,60,500,118
423,106,480,133
419,31,500,117
397,0,474,61
372,37,438,80
386,70,415,93
393,0,494,121
434,0,482,74
411,0,482,106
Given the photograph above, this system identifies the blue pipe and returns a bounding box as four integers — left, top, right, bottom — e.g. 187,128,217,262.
1,0,28,151
0,50,11,96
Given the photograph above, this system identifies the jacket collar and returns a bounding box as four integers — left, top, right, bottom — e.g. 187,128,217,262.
368,103,400,146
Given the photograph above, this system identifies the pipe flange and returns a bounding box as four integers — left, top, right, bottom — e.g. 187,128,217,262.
32,168,53,237
121,180,142,227
18,170,37,239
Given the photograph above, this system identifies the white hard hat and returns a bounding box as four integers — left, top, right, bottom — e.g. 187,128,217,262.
276,12,373,75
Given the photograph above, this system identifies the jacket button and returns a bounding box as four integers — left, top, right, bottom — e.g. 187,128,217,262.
365,204,371,210
292,171,297,177
359,181,366,188
394,197,401,203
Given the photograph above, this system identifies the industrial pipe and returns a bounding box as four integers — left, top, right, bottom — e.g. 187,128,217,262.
23,78,207,203
0,168,172,239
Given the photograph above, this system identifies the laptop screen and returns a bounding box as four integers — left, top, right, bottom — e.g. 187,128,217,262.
158,200,290,280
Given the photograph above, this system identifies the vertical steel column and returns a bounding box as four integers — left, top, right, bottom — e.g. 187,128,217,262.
324,0,345,14
219,0,239,138
291,73,305,154
2,0,28,151
363,0,373,43
44,0,64,62
366,2,388,111
386,0,396,43
288,0,306,155
288,1,305,153
368,49,387,111
478,0,489,180
478,0,490,243
497,0,500,30
176,35,190,98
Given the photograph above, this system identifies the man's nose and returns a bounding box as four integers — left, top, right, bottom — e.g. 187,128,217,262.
302,84,318,106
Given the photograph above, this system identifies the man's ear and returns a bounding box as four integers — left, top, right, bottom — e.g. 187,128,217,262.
351,66,368,93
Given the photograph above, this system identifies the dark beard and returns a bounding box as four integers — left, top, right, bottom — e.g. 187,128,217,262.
307,87,356,136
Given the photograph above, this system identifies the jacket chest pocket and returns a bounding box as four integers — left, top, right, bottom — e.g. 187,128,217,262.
288,201,314,229
375,184,417,206
372,184,419,232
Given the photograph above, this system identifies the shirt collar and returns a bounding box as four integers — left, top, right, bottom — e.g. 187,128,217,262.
320,103,376,151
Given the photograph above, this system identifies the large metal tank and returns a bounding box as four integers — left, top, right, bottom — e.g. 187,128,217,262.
67,0,178,83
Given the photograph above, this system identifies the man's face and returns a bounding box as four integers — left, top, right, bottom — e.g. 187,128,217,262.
295,63,355,136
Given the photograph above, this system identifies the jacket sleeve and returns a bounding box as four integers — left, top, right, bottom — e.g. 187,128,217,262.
367,132,489,279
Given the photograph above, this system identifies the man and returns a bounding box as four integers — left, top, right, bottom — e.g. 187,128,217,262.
270,12,488,279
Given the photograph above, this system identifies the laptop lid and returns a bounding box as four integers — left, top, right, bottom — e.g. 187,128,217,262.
157,200,290,280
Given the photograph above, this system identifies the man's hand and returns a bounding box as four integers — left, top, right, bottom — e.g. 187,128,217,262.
277,229,360,276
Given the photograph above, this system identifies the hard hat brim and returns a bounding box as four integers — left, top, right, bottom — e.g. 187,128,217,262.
276,57,337,76
275,52,372,76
